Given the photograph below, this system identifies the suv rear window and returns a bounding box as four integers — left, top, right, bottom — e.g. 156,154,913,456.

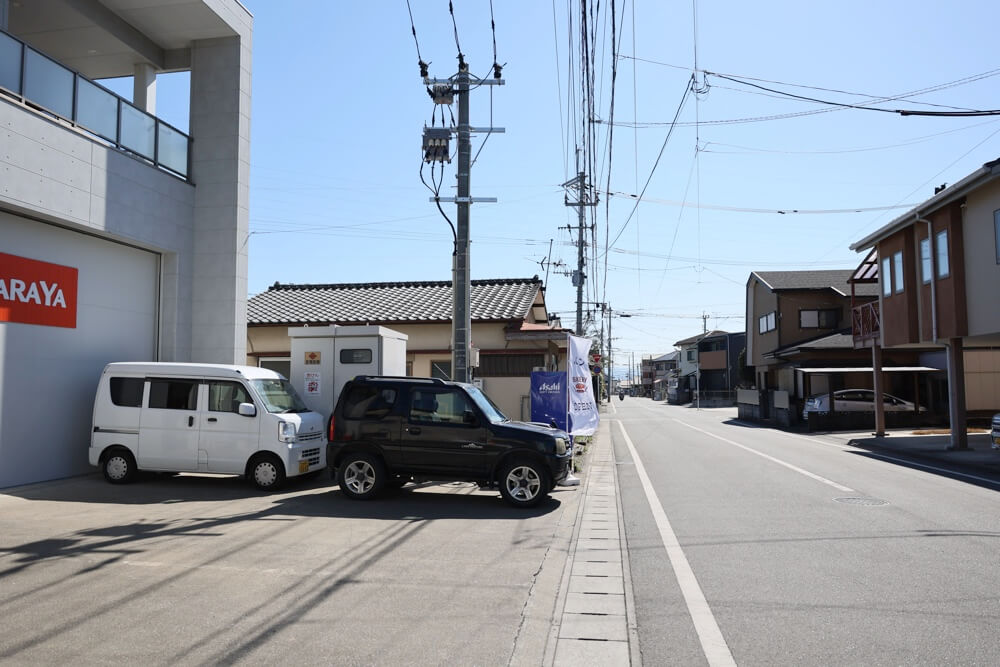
342,385,397,419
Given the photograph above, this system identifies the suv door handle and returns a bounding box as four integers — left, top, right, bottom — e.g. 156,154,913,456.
406,426,421,435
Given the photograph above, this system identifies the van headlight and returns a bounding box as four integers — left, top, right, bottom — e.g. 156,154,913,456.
278,421,297,443
554,437,567,455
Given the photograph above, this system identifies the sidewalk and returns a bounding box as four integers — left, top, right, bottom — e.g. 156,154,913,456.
811,428,1000,477
544,414,640,666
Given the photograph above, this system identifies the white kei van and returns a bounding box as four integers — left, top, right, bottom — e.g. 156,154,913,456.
90,362,327,491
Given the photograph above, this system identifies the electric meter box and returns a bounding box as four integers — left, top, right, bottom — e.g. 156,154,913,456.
288,325,408,421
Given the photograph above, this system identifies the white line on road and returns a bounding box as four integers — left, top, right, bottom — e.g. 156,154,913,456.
616,420,737,667
673,419,856,493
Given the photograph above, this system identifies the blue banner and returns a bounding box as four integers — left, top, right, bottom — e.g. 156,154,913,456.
530,371,567,431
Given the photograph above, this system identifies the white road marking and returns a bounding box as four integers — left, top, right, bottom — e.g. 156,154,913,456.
673,419,856,493
616,420,737,667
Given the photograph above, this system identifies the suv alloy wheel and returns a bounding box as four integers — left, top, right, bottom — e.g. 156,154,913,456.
338,452,385,500
498,459,549,508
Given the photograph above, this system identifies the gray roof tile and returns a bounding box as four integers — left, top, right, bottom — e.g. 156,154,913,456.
248,278,543,325
752,270,879,297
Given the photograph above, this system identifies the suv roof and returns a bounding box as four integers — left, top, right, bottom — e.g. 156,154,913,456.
350,375,456,386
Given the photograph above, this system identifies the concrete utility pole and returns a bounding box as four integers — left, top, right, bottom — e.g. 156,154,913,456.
563,166,597,335
423,63,504,383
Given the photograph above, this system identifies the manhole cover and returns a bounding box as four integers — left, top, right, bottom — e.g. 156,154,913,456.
834,497,889,506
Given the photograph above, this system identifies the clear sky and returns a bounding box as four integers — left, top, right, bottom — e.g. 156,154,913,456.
124,0,1000,376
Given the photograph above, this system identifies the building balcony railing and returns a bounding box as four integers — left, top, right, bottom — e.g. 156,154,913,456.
852,301,880,346
0,29,190,180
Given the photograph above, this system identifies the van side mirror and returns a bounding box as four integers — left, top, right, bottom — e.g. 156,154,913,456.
463,410,478,426
238,403,257,417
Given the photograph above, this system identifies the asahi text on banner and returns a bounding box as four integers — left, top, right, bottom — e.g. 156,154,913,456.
0,252,78,328
567,334,599,436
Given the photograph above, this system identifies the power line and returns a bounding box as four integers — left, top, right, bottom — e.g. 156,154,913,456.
711,72,1000,117
603,190,919,215
604,76,694,254
405,0,428,77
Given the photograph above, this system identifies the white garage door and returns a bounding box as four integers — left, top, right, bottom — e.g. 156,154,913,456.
0,212,159,488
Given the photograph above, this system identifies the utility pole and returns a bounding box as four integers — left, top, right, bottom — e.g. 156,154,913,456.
563,162,597,336
422,63,504,383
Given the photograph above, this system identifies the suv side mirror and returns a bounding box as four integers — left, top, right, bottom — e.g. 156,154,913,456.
463,410,478,426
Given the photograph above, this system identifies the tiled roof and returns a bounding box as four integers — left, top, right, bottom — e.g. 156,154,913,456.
752,270,879,297
248,278,543,325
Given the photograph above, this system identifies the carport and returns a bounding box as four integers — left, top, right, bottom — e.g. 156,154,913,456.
798,366,942,431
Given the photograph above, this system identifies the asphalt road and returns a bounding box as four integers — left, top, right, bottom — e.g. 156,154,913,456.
0,471,581,665
611,397,1000,666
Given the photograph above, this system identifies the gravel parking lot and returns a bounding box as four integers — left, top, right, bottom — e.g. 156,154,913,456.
0,472,579,665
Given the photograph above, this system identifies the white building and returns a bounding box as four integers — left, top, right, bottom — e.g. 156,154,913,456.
0,0,252,488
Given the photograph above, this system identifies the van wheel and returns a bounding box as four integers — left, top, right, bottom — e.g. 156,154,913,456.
337,453,385,500
248,454,285,492
102,448,137,484
498,459,549,508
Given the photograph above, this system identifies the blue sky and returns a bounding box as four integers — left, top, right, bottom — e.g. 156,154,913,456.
113,0,1000,371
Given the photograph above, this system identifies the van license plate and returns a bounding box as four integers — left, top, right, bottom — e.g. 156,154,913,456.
299,461,310,473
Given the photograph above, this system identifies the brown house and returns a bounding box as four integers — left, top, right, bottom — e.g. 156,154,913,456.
850,157,1000,446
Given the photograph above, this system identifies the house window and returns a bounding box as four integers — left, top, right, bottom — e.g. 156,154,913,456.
477,353,544,377
687,350,695,361
936,230,949,278
758,312,775,334
430,360,451,381
258,357,291,380
881,256,891,296
920,237,931,284
893,252,904,294
799,308,839,329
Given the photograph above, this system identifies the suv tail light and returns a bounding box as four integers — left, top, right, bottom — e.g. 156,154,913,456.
327,415,336,442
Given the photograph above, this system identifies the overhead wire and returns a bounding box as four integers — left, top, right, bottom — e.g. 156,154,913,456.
604,76,694,255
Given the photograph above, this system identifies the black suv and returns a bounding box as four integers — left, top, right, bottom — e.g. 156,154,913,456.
326,376,572,507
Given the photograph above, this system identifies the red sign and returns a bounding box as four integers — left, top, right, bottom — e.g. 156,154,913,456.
0,252,78,328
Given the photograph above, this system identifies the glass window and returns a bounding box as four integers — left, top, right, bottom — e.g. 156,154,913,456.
881,257,891,296
409,389,474,424
936,230,949,278
342,385,397,419
109,377,144,407
340,348,373,364
207,381,251,413
120,102,155,160
0,31,22,94
758,315,766,334
157,122,188,177
800,310,819,328
464,385,508,423
920,237,931,284
258,358,290,379
478,353,545,377
687,349,696,361
249,378,309,413
430,360,451,381
148,379,198,410
23,48,74,119
75,77,118,141
893,252,904,294
767,312,776,331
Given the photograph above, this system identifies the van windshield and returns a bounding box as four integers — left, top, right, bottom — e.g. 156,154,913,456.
249,379,310,414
